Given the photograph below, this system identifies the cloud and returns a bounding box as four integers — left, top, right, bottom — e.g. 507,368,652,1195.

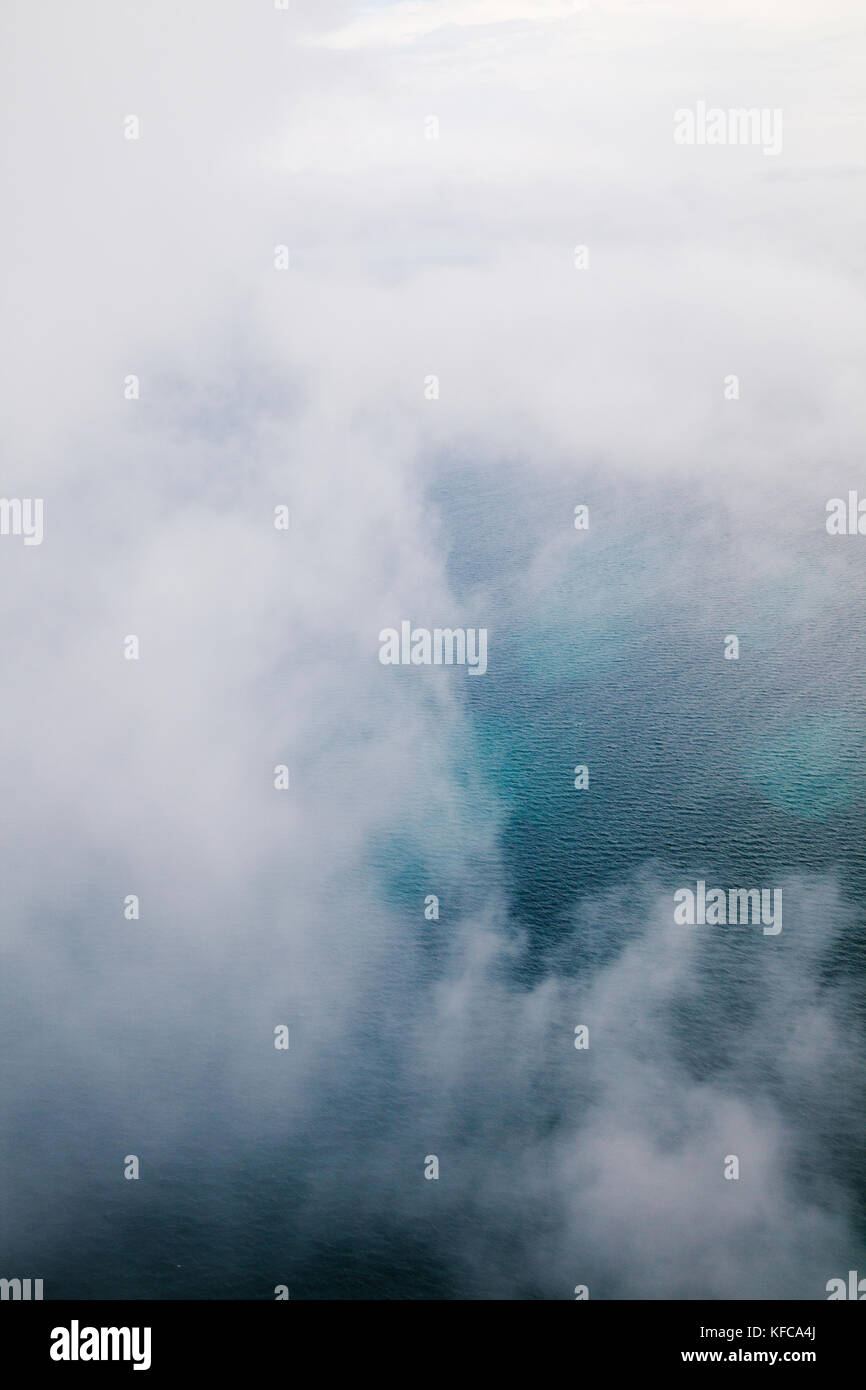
1,0,864,1298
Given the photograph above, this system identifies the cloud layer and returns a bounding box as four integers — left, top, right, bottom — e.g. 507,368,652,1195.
1,0,865,1298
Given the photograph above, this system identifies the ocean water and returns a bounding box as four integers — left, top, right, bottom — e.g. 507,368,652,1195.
2,0,866,1310
2,469,865,1302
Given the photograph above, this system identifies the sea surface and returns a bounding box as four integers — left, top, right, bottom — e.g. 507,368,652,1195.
3,472,865,1300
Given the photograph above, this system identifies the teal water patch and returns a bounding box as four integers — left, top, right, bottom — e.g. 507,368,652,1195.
510,613,634,681
506,535,654,682
739,714,864,820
